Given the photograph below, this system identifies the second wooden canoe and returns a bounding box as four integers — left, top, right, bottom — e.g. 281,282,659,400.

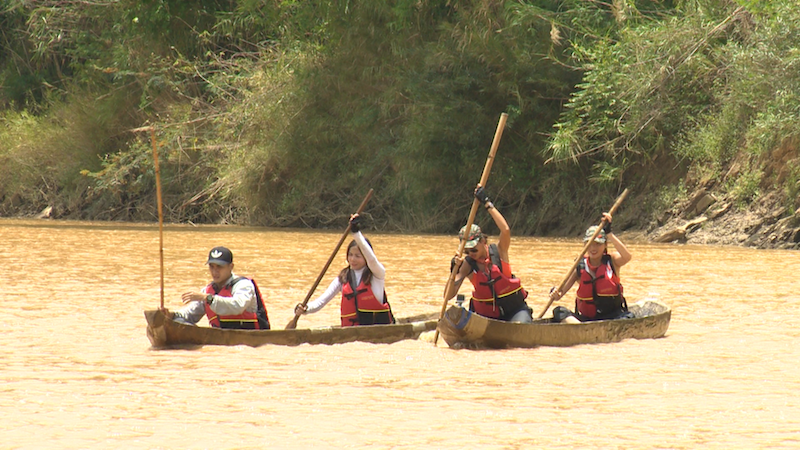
436,299,671,349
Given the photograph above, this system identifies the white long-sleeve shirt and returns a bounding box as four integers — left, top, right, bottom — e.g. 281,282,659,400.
305,231,385,314
173,274,257,325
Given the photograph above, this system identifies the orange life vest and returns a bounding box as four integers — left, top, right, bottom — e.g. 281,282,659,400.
203,277,270,329
467,244,528,320
575,254,626,320
340,276,394,327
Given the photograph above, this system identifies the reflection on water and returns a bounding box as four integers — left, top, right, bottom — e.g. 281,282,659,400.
2,218,800,448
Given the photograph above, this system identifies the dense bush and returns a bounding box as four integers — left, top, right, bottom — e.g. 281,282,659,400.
548,0,800,215
1,0,799,233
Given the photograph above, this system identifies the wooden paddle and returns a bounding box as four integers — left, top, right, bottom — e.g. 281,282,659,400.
434,112,509,345
536,188,629,319
150,126,166,310
285,188,374,330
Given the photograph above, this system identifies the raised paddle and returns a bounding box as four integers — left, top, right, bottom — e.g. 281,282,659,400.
150,126,166,310
285,188,374,330
536,188,630,319
434,112,509,345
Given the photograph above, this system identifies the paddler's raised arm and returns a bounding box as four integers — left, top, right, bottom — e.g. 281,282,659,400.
602,212,632,270
351,215,385,280
475,185,511,261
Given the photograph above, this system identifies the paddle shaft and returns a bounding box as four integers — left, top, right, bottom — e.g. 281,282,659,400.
284,189,374,330
536,188,629,318
150,127,166,310
434,112,509,345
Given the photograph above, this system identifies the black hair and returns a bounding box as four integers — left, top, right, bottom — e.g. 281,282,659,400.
338,238,374,285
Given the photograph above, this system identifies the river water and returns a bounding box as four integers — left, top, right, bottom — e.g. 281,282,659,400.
2,218,799,449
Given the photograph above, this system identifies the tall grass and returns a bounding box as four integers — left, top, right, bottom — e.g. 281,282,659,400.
2,0,800,235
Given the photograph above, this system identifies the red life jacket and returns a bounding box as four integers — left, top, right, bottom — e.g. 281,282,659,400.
575,254,626,319
467,244,528,320
340,275,394,327
203,277,270,329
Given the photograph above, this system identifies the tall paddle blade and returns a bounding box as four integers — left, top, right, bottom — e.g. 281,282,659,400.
536,188,629,319
285,189,374,330
150,126,165,310
434,112,509,345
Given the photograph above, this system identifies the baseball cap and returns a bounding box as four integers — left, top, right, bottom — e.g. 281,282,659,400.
206,246,233,265
583,226,607,243
458,224,482,249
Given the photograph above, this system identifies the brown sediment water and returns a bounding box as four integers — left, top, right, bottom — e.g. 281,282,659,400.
2,219,799,448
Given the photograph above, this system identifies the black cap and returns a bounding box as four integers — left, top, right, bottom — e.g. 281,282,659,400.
206,246,233,265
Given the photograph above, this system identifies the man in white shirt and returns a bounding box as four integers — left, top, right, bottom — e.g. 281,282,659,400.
173,246,270,329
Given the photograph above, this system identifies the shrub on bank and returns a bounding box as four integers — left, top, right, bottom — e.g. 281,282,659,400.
1,0,799,244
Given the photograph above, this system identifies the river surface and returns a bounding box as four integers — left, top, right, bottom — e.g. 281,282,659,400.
2,218,799,449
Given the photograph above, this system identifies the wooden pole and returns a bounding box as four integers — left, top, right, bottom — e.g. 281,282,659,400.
150,126,165,310
536,188,629,318
285,189,374,330
434,113,508,345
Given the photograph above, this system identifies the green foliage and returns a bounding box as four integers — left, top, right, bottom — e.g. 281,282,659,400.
0,102,103,215
2,0,800,237
215,0,575,231
652,182,689,215
785,160,800,214
543,0,800,223
547,1,737,172
724,161,762,208
673,98,751,180
80,140,157,219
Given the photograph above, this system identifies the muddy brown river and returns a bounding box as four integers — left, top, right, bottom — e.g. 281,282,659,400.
2,218,799,448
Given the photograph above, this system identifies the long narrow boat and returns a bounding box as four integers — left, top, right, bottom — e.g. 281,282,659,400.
436,299,671,349
145,309,438,348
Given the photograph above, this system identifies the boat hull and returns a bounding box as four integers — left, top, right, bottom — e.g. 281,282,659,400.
436,299,671,349
145,309,437,348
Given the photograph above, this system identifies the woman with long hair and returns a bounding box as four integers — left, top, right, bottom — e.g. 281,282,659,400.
294,214,394,326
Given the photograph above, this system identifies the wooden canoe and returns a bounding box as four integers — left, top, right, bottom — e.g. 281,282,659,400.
144,309,438,348
436,299,671,349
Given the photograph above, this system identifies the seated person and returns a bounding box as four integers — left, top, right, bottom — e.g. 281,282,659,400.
294,214,394,326
549,213,632,322
445,186,532,323
173,246,270,329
